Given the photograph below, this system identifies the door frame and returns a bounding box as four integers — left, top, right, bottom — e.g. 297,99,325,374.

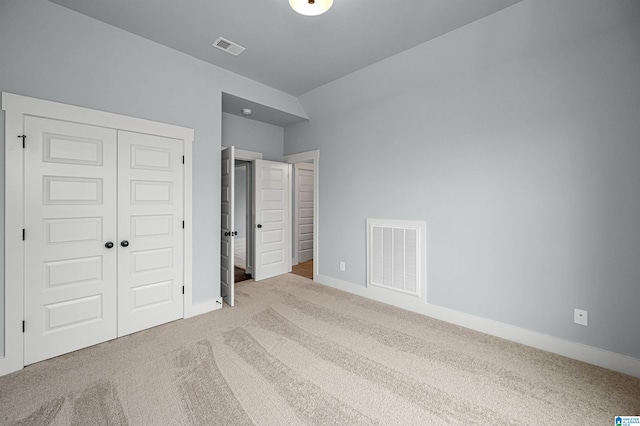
1,92,194,375
284,150,319,281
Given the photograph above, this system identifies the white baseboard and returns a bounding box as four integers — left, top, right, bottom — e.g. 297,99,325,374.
316,274,640,378
185,297,223,318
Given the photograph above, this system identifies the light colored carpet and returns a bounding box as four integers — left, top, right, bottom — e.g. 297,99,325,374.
1,273,639,425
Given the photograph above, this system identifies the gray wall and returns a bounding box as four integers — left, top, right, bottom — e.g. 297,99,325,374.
284,0,640,358
0,0,303,356
222,112,285,161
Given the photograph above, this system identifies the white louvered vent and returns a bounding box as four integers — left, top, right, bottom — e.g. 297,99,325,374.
367,219,426,298
213,37,246,56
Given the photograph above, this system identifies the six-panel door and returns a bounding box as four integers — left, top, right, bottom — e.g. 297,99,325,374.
24,118,184,364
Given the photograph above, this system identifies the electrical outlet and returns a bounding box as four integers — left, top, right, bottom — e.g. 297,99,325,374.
339,261,346,271
574,308,588,326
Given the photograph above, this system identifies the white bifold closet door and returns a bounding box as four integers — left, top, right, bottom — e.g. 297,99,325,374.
24,117,183,365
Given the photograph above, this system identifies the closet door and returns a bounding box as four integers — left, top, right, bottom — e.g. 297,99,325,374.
117,131,184,336
24,117,118,365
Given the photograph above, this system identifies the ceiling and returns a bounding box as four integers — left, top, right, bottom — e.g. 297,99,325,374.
49,0,522,97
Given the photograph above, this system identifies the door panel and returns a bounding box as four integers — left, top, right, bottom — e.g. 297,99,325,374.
24,117,118,365
220,147,235,306
253,160,291,281
117,131,184,336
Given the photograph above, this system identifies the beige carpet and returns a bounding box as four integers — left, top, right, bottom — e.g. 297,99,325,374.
1,274,639,425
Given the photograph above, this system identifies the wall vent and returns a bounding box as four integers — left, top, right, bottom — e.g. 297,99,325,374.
366,218,426,298
213,37,246,56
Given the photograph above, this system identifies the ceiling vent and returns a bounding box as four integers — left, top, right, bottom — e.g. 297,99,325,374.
213,37,245,56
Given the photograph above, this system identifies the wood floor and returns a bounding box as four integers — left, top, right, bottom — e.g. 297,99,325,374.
234,266,251,283
292,260,313,279
234,260,313,283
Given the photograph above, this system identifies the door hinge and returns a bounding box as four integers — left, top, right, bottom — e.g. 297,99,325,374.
182,286,185,295
22,321,25,333
22,229,25,241
18,135,26,148
182,156,185,164
182,220,185,229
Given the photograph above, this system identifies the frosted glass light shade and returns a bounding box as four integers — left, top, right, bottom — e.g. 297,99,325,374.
289,0,333,16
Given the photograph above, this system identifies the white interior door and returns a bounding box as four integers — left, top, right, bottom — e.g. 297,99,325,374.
117,131,184,336
221,146,235,306
253,159,291,281
24,117,118,365
295,163,314,264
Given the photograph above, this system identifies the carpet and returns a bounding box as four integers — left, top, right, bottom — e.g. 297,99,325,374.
1,273,639,425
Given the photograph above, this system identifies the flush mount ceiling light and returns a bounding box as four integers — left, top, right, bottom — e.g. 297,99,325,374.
289,0,333,16
242,108,252,116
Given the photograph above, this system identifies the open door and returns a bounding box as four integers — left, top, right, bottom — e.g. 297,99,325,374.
253,159,291,281
220,146,235,306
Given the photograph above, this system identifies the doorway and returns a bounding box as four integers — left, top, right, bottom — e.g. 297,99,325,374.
291,162,314,279
234,160,252,284
284,150,319,282
220,148,319,306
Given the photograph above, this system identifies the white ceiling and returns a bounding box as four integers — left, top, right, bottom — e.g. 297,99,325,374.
48,0,522,97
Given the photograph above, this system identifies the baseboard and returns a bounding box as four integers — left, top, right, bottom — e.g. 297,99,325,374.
316,274,640,378
0,354,23,377
185,297,223,318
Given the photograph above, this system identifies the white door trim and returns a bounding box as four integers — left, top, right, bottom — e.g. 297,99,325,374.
234,148,263,161
284,150,319,281
1,92,194,376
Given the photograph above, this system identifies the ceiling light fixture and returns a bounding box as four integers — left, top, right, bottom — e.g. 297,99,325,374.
289,0,333,16
242,108,252,116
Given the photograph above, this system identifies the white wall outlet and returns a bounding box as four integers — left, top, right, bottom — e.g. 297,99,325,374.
339,261,346,271
574,308,588,326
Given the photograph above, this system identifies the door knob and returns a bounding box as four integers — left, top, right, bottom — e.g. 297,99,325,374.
257,224,262,228
120,240,129,247
105,241,114,249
